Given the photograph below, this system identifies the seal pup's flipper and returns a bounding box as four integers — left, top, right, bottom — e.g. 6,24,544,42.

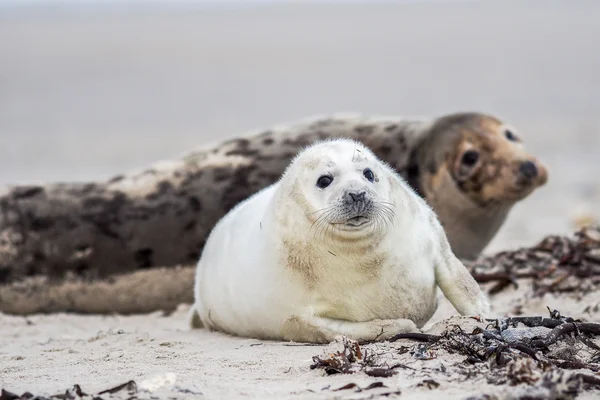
434,233,490,317
188,306,204,329
282,315,420,344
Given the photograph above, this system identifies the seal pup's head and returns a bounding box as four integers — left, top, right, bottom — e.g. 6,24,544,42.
278,138,401,242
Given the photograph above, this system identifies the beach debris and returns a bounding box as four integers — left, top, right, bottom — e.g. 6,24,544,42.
310,336,400,377
0,381,137,400
466,225,600,295
311,309,600,398
333,382,387,392
310,336,367,375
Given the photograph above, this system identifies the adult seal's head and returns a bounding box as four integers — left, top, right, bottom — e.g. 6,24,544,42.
406,112,548,259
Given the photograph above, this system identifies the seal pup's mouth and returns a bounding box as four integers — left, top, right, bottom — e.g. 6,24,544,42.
344,216,369,227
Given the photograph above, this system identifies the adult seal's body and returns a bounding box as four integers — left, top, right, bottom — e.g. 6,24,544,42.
185,111,547,261
189,139,489,343
0,111,547,316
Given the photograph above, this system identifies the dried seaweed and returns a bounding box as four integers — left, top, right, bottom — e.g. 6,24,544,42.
0,381,136,400
466,225,600,295
310,336,399,377
311,308,600,398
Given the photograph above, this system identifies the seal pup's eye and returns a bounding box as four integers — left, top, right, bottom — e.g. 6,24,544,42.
363,168,375,183
505,129,519,142
461,150,479,166
316,175,333,189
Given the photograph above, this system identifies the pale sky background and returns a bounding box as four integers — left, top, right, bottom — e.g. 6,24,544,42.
1,0,599,252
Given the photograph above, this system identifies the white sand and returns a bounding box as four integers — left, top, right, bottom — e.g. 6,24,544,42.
2,282,600,399
2,2,600,399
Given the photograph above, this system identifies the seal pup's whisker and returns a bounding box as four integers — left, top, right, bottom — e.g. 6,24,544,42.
311,210,333,239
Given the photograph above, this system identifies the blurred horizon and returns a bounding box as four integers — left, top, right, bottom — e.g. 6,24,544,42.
1,0,599,251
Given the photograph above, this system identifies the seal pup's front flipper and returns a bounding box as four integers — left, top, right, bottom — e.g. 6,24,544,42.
281,315,420,344
433,225,490,317
188,306,204,329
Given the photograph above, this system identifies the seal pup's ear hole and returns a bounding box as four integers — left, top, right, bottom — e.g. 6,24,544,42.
363,168,375,183
504,129,520,142
455,149,480,182
316,175,333,189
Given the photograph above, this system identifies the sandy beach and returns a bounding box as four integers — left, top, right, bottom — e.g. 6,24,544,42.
1,1,600,398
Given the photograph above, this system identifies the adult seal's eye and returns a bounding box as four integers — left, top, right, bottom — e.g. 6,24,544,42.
461,150,479,166
316,175,333,189
505,129,519,142
363,168,375,183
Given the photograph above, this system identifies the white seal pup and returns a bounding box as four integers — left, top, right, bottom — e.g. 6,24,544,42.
189,138,489,343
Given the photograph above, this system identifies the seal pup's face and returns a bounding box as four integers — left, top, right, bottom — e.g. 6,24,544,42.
424,113,548,207
290,140,395,235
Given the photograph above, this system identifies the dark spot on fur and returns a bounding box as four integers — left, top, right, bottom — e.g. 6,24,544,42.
235,138,251,148
83,196,106,208
157,181,174,195
188,196,202,212
427,161,438,175
0,266,11,283
76,244,91,252
32,251,46,262
80,183,97,194
385,124,398,132
183,220,197,231
108,175,124,183
213,167,232,182
262,137,275,146
316,131,329,140
283,134,313,148
257,172,281,181
256,154,275,162
145,191,160,201
112,191,128,207
379,145,392,158
75,263,89,275
225,148,260,157
30,216,54,230
134,248,154,269
405,149,424,198
220,165,260,211
173,171,182,178
355,124,375,136
12,186,44,199
397,135,406,148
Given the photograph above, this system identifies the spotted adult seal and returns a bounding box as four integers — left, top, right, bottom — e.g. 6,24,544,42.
189,138,490,343
0,111,546,315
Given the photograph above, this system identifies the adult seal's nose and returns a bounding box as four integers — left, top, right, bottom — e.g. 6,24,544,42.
519,161,538,180
347,191,366,203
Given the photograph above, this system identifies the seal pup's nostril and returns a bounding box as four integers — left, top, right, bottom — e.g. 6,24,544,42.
348,191,366,203
519,161,538,180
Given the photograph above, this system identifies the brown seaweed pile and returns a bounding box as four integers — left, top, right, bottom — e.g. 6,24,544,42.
0,381,138,400
466,225,600,296
311,310,600,399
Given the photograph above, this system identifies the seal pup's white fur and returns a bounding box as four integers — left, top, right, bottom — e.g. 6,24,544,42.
189,138,489,343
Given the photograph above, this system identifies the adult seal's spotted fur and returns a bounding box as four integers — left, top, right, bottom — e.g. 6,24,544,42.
0,111,546,315
189,139,490,343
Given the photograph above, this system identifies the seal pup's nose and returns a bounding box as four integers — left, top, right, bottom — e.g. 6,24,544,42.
519,161,538,180
347,191,366,203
